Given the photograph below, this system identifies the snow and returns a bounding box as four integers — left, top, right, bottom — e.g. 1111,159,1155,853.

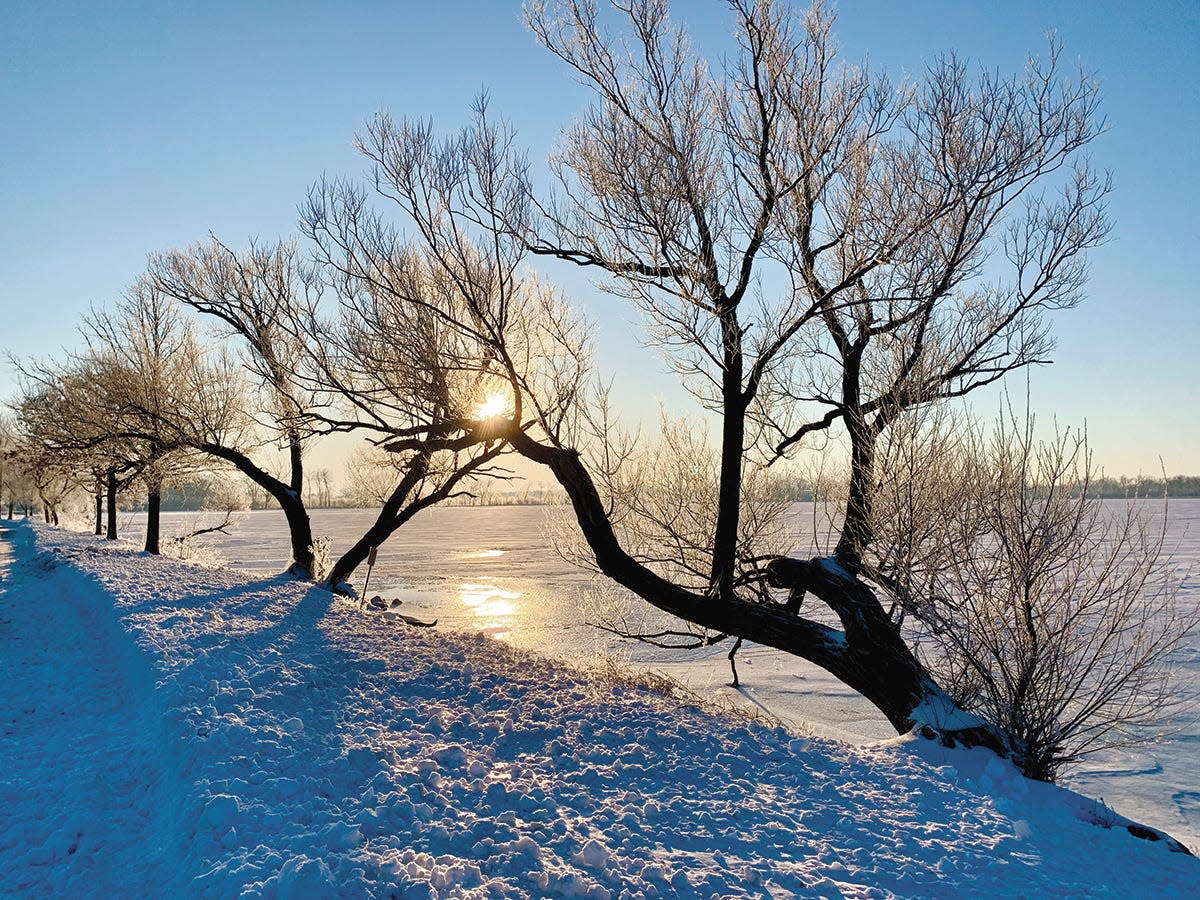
908,691,988,733
1,518,1196,898
816,556,854,581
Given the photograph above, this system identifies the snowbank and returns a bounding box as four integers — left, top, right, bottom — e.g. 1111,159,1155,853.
0,520,1194,898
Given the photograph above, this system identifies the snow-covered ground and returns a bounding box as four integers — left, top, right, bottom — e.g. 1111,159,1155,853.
1,520,1195,898
147,501,1200,849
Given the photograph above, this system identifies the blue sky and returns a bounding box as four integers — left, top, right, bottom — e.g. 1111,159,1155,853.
1,1,1196,476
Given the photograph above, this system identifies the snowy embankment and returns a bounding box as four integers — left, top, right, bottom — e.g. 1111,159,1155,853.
0,522,1194,899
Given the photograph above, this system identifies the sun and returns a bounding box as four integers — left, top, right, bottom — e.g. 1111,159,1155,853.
475,393,509,419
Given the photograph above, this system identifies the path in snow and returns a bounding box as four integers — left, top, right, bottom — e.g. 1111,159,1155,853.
0,523,181,897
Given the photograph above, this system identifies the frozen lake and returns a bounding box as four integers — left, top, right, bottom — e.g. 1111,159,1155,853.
146,499,1200,848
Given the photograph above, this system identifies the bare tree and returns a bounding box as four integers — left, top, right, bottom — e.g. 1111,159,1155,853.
28,445,75,525
308,468,333,508
200,474,250,512
425,0,1114,759
77,281,210,553
12,359,146,538
0,418,39,520
341,446,391,508
551,411,796,680
5,465,37,519
0,417,24,520
299,101,589,590
148,238,325,574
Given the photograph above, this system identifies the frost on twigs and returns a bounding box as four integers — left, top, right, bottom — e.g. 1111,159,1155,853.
289,535,331,581
866,404,1197,782
160,511,237,568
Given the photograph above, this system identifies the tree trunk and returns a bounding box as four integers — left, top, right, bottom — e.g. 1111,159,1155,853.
106,471,118,540
288,432,304,497
763,559,938,726
835,420,877,570
144,482,162,554
326,509,415,592
325,447,501,591
283,435,313,575
710,310,745,599
199,442,315,578
279,493,316,577
507,427,1008,750
325,461,428,590
94,489,103,535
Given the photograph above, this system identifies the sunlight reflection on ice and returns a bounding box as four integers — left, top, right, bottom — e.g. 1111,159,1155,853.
475,550,505,558
458,583,521,639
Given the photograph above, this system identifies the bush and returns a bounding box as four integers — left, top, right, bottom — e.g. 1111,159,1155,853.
867,406,1195,781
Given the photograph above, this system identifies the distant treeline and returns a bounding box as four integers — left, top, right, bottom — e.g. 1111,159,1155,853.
1086,475,1200,498
141,474,1198,512
147,478,573,512
158,481,223,511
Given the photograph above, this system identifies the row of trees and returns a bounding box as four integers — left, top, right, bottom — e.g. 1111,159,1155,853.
8,1,1192,784
0,421,42,519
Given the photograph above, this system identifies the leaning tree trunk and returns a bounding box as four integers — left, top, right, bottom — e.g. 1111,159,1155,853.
144,480,162,554
506,427,1010,753
324,444,506,592
325,458,430,591
200,442,315,578
324,445,503,591
761,557,999,740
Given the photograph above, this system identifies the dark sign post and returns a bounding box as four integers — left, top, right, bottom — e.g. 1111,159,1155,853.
359,545,379,609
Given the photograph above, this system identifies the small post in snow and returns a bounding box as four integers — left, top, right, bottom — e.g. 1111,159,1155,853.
359,546,379,610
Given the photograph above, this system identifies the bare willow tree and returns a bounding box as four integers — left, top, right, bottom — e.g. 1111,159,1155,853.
300,101,589,590
148,239,325,574
76,281,210,553
13,281,211,549
0,411,70,524
551,412,798,684
342,446,407,509
11,376,100,530
431,0,1115,757
0,418,14,518
0,415,40,520
23,435,77,525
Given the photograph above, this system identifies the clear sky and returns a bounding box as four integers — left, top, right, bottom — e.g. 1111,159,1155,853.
1,0,1196,477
